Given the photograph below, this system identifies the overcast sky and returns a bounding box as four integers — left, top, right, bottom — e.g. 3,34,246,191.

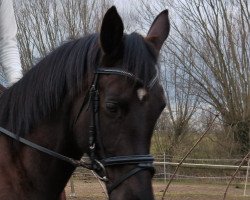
110,0,159,34
113,0,138,10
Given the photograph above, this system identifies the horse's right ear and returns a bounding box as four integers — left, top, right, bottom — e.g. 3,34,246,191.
146,10,170,53
100,6,124,55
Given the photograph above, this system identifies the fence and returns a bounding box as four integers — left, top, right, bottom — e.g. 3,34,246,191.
69,155,250,197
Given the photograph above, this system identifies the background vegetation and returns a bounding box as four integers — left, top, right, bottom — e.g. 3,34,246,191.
13,0,249,159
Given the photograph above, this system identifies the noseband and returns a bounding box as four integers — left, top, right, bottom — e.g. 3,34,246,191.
0,67,158,195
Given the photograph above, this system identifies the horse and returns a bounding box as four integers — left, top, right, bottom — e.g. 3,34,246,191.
0,6,169,200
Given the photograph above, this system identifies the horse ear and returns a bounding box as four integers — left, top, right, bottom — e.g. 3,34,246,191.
146,10,170,52
100,6,124,55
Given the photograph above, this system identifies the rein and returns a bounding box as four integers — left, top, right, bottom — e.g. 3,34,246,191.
0,126,91,168
0,67,158,195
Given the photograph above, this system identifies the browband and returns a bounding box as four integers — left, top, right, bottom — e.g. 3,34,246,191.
96,67,158,89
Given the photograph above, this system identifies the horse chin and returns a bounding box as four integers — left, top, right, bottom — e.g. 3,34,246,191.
107,172,155,200
109,188,155,200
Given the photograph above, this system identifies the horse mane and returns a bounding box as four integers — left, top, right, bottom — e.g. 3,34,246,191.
0,32,157,137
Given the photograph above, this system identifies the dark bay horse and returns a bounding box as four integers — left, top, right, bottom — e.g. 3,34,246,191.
0,6,169,200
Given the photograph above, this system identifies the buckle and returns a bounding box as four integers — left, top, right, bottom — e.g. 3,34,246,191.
92,159,109,182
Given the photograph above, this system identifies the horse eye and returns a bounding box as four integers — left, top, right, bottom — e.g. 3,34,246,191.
106,102,119,113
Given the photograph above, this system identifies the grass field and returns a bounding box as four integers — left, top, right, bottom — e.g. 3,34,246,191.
65,179,250,200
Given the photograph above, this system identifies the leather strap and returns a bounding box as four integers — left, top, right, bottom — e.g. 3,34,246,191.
0,127,91,169
96,68,144,86
107,163,155,194
102,155,154,166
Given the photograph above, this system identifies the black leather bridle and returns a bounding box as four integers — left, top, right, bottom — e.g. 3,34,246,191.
0,67,158,195
82,67,157,194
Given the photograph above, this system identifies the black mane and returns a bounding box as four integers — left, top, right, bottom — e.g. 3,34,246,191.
0,32,157,137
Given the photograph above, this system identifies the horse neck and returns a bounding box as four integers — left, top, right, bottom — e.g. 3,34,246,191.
28,102,86,197
0,100,82,200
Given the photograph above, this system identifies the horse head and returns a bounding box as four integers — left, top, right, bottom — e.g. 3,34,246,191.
73,6,170,200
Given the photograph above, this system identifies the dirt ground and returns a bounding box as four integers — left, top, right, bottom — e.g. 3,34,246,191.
65,179,250,200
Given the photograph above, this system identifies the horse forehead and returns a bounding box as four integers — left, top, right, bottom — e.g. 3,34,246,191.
101,75,165,101
101,75,134,91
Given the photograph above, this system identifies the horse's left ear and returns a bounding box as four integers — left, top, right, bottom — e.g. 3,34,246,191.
146,10,170,52
100,6,124,55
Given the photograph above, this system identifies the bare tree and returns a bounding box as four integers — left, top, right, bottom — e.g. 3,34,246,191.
163,58,200,157
137,0,249,155
167,0,250,155
14,0,113,71
135,0,200,156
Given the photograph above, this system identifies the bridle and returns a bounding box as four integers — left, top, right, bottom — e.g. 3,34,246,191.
82,67,157,194
0,67,158,195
